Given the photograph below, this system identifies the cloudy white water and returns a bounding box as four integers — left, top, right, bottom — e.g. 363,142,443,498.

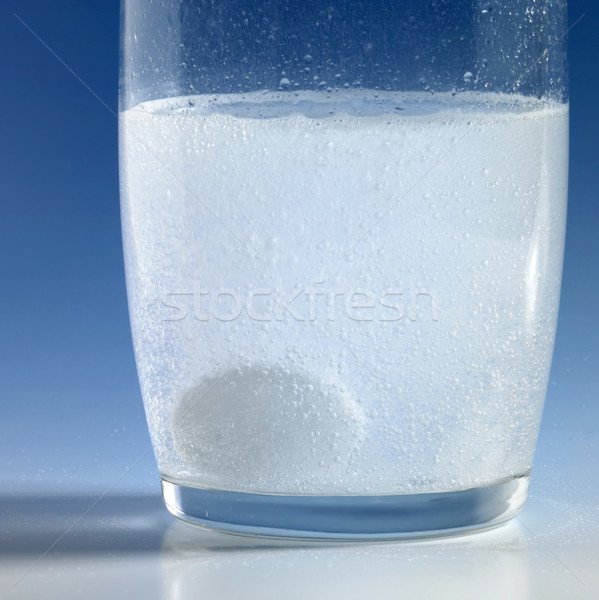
120,91,568,494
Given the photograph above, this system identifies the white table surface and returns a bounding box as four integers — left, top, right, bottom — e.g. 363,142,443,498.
1,486,597,600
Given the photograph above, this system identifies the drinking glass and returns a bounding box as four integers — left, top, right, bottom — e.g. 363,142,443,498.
119,0,568,539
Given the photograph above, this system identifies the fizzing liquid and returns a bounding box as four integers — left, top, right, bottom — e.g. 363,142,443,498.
120,91,567,496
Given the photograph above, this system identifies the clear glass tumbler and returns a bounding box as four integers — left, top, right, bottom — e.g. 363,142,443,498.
119,0,568,539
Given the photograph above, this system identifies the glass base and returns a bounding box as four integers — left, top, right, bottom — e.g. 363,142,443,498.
161,474,529,540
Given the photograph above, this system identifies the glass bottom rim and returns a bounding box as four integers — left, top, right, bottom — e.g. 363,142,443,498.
161,473,530,540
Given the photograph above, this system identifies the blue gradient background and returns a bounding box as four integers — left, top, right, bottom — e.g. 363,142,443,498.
0,0,597,498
